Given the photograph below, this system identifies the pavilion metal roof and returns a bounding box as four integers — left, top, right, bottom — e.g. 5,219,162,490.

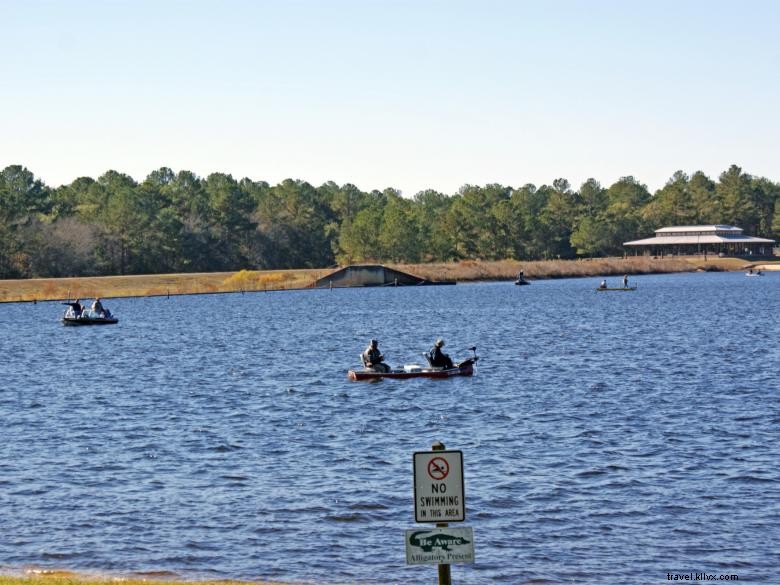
655,225,743,235
624,234,775,246
624,224,775,246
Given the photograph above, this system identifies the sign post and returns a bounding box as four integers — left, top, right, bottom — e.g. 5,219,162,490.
411,441,469,585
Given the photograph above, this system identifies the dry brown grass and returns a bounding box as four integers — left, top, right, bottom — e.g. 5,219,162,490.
1,256,775,303
392,255,760,282
0,270,326,303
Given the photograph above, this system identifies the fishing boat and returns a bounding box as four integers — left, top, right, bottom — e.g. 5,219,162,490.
514,272,530,285
348,348,478,381
746,271,763,277
596,286,637,292
61,302,118,326
62,313,119,325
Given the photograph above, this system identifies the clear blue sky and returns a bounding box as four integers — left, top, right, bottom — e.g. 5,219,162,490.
2,0,778,196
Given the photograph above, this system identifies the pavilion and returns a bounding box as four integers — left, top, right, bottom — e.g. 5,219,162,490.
624,225,775,257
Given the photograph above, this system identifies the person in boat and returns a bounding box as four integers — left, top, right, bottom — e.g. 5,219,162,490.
362,339,390,373
66,299,83,317
428,338,454,370
91,297,105,317
598,280,607,290
622,274,629,288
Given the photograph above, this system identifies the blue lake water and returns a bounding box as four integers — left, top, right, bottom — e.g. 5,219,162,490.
1,271,778,584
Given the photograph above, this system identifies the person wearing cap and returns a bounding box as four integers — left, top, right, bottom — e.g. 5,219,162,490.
428,338,454,369
362,339,390,373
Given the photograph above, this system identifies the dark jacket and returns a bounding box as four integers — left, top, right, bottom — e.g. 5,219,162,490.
429,346,454,369
362,346,384,367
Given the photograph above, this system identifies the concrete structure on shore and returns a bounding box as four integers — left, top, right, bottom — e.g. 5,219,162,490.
313,264,453,288
624,225,775,256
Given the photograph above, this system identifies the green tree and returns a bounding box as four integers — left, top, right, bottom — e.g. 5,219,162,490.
570,215,613,256
378,192,421,262
509,184,547,259
337,203,385,263
0,165,50,222
716,165,757,231
413,189,456,261
257,179,335,268
603,176,651,254
539,178,578,258
642,171,694,228
202,173,257,268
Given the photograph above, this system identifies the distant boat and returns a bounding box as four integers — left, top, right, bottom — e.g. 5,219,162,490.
746,271,763,277
514,272,530,285
348,361,476,381
61,301,118,325
62,314,119,326
348,348,478,381
596,286,637,292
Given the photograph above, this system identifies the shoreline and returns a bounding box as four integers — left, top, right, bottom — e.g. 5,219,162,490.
0,256,776,304
0,572,313,585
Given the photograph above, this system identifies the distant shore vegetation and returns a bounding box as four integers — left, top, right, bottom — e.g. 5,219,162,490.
1,164,778,280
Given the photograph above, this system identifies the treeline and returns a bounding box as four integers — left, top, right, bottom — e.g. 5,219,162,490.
1,164,778,279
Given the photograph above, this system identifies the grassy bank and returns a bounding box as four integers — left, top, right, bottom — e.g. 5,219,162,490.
1,256,775,303
391,256,751,282
0,269,328,304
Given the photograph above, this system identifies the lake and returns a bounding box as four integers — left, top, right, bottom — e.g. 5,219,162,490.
1,271,778,584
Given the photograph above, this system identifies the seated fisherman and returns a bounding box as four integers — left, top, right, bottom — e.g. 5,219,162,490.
91,297,105,317
429,338,454,369
362,339,390,373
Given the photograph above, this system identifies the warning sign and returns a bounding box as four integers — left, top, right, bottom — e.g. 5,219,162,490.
413,450,464,523
405,526,475,565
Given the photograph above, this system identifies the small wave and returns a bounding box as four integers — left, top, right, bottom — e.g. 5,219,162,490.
324,512,368,522
39,552,83,560
208,443,244,452
726,474,775,483
219,474,249,482
576,468,607,478
347,502,388,511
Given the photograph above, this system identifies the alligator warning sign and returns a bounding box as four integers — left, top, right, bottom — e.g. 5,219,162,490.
405,526,475,565
413,450,464,522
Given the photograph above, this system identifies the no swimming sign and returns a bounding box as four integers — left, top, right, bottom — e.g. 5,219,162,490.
413,449,465,523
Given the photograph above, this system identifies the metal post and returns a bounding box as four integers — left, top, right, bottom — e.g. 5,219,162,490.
432,441,452,585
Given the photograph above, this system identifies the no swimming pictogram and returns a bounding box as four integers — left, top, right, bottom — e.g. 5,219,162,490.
427,457,450,480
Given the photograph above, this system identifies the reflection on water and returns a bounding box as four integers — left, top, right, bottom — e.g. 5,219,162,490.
1,272,778,584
